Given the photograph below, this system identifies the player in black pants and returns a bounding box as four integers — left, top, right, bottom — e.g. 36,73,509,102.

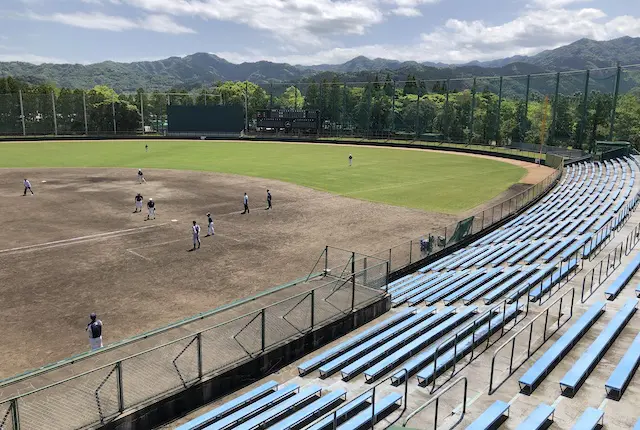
266,189,272,210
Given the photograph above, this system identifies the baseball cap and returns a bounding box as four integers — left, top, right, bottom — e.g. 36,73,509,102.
90,312,97,319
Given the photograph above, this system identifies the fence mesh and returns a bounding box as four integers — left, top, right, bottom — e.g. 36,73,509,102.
17,365,119,430
122,335,199,408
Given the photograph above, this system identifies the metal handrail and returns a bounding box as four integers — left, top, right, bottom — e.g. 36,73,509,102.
402,377,468,429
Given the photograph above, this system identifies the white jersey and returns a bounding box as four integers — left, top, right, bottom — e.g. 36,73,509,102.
192,225,200,236
24,180,31,188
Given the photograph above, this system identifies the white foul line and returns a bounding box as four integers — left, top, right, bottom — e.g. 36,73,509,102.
0,223,170,255
126,249,153,261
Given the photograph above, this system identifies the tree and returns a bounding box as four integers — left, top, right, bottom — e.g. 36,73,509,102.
404,75,418,95
304,82,319,111
280,86,305,109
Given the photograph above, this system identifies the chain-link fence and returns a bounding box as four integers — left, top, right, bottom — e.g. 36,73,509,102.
0,273,386,430
371,166,562,273
2,65,639,149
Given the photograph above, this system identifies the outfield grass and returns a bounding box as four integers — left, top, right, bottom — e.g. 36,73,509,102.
0,140,526,213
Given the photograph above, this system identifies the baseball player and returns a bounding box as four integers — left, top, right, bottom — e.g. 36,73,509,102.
266,189,272,210
145,144,148,152
241,193,250,214
146,198,155,220
348,154,353,167
192,221,201,250
138,169,146,184
206,213,214,236
86,313,103,351
23,178,34,196
134,193,143,213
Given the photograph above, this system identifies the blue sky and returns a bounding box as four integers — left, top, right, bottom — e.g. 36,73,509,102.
0,0,639,65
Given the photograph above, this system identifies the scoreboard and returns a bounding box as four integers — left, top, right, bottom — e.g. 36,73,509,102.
256,109,320,132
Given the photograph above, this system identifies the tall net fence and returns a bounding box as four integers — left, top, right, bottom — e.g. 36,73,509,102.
0,274,385,430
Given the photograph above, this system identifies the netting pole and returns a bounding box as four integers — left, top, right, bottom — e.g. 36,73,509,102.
496,76,503,145
391,80,396,136
82,91,89,135
469,77,477,144
112,101,117,135
444,79,450,141
351,252,356,311
609,64,621,141
51,91,58,136
294,83,298,110
140,92,145,135
18,90,26,136
521,74,531,144
550,72,560,145
342,82,348,133
579,69,590,151
269,82,273,109
415,83,421,139
244,82,249,133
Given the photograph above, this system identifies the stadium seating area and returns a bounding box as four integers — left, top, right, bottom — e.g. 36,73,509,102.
178,156,640,429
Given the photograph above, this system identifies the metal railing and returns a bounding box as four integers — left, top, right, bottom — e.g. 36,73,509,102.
582,221,640,303
402,377,468,430
372,168,562,274
488,287,575,394
0,274,386,430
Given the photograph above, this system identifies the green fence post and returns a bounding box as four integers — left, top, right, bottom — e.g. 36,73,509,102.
496,76,503,144
579,69,590,151
261,308,266,351
409,240,413,264
51,91,58,136
416,83,421,139
609,64,622,141
112,101,117,135
391,80,396,135
82,91,89,135
11,399,20,430
469,77,477,144
116,362,125,413
269,82,273,109
310,289,315,329
196,333,203,380
351,252,356,311
18,89,26,136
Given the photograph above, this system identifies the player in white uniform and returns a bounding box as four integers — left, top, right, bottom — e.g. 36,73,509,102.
86,313,103,350
138,169,146,184
192,221,201,250
206,213,214,236
146,198,155,220
134,193,143,213
23,178,34,196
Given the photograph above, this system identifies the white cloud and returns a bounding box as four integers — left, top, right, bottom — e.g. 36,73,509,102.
0,54,68,64
529,0,592,8
118,0,383,46
391,7,422,16
215,4,640,65
25,11,195,34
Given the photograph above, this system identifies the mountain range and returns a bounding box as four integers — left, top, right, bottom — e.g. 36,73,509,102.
1,37,639,92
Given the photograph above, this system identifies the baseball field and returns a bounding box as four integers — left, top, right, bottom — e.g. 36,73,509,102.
0,139,545,379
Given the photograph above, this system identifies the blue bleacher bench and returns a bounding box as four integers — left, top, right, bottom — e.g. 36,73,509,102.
229,385,323,430
605,332,640,400
337,393,402,430
571,407,603,430
518,301,605,395
465,400,509,430
177,381,279,430
605,252,640,300
305,393,370,430
269,389,347,430
204,384,300,430
559,299,637,397
297,308,415,375
515,403,554,430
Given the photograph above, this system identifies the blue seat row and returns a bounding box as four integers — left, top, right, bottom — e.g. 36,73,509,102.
407,271,474,306
463,266,521,304
228,385,323,430
177,381,279,430
528,257,579,302
305,393,370,430
204,384,300,430
519,301,605,394
392,273,455,305
466,400,510,430
443,268,503,305
506,264,556,303
297,307,415,375
571,407,603,430
268,389,347,430
560,299,637,397
362,306,478,382
336,393,403,430
515,403,554,430
415,304,522,386
424,270,489,305
317,307,438,377
606,332,640,400
339,307,457,380
605,252,640,300
483,265,540,305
